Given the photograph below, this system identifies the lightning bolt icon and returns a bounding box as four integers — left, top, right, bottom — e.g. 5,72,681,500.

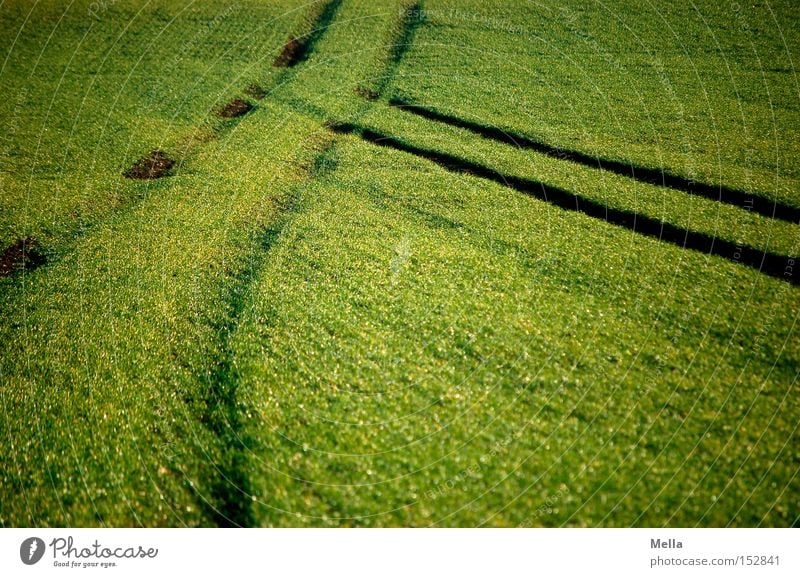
29,540,38,561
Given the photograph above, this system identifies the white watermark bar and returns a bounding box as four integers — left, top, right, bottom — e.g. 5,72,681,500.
1,529,796,575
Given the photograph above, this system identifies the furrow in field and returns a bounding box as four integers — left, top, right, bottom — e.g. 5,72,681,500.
0,3,302,281
328,121,798,286
0,0,343,281
356,102,799,259
387,98,800,225
384,1,800,211
267,0,423,123
1,0,359,283
272,86,798,260
200,134,337,527
0,106,328,526
215,123,799,527
358,1,424,100
120,0,348,190
273,0,344,68
0,90,262,282
199,188,300,528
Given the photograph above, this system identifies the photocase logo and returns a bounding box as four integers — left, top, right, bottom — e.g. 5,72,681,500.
20,537,45,565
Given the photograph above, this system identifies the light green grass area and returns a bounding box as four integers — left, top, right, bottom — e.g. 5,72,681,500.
1,0,798,527
234,137,799,526
1,102,331,525
0,0,303,249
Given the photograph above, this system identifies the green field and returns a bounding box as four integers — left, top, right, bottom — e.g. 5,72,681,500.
1,0,798,527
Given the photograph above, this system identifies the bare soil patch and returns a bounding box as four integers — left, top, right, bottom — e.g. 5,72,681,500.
124,149,175,180
0,237,46,276
216,98,253,119
355,86,379,101
274,38,303,67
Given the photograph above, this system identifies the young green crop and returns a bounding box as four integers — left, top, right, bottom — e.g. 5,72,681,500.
1,0,797,527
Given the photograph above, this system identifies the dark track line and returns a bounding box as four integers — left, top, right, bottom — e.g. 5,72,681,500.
273,0,344,68
200,190,301,528
198,220,293,527
202,353,256,528
388,97,800,225
375,2,424,96
328,121,798,286
198,137,338,527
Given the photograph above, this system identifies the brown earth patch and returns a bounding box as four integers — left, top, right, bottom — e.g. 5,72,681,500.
272,0,343,68
124,149,175,180
216,98,253,119
274,37,303,67
0,237,46,276
323,119,348,132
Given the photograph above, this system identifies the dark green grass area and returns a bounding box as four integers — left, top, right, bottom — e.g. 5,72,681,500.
1,0,798,527
390,0,800,207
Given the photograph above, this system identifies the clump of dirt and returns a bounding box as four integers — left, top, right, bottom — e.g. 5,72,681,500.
244,84,267,100
0,237,46,276
355,86,379,101
274,37,303,67
216,98,253,119
124,149,175,180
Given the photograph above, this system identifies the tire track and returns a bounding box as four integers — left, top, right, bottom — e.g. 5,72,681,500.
358,1,423,100
328,121,799,286
198,135,337,527
2,3,346,282
273,0,344,68
123,0,344,182
0,92,261,278
119,2,346,525
387,97,800,225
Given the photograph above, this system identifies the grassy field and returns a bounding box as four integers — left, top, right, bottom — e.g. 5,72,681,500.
1,0,798,527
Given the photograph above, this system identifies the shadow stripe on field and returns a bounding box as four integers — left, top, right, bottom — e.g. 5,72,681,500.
199,135,338,527
387,97,800,225
273,0,344,67
328,121,798,286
